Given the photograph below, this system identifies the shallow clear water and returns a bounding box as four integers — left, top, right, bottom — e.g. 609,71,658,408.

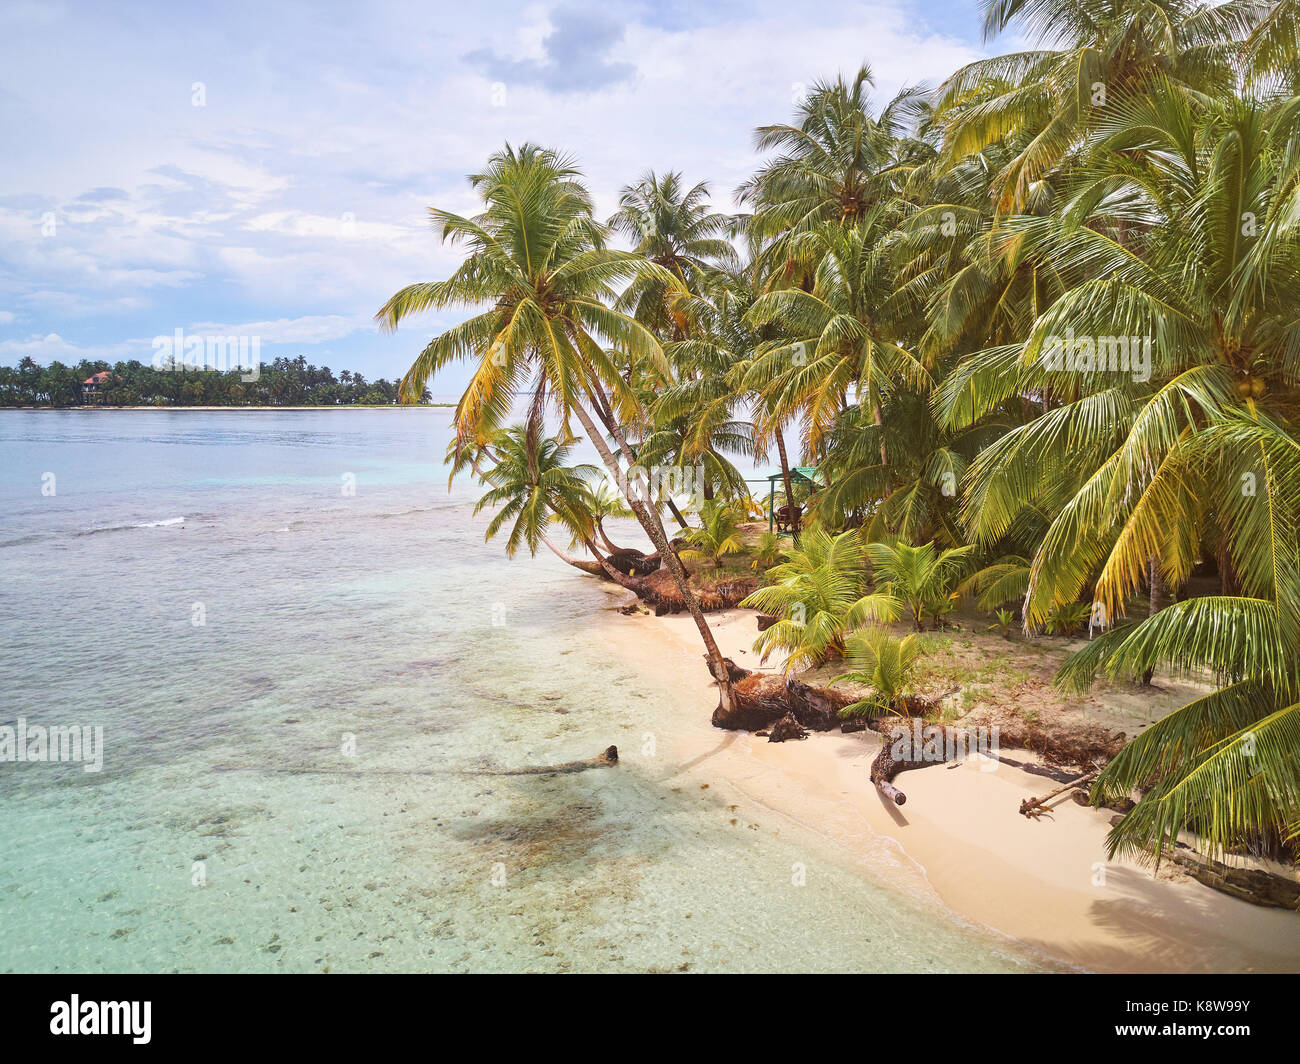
0,409,1045,972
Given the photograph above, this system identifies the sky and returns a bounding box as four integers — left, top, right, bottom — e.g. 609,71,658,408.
0,0,1006,397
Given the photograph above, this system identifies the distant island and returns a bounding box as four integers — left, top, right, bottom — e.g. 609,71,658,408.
0,356,434,407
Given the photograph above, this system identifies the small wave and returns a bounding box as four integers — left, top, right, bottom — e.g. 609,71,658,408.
135,516,185,528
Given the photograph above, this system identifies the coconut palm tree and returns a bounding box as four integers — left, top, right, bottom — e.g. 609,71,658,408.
608,171,738,337
471,424,645,588
933,0,1261,212
738,64,926,256
583,478,637,554
1059,413,1300,861
946,88,1300,632
376,143,742,715
829,628,927,717
742,217,932,457
740,528,901,671
865,537,976,630
473,425,596,556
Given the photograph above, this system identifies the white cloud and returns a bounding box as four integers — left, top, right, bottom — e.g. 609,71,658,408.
0,0,998,383
0,332,144,362
187,314,372,344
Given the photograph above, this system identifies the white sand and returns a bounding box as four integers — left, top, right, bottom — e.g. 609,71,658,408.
600,603,1300,973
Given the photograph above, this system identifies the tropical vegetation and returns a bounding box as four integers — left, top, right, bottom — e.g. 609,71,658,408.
380,0,1300,866
0,355,425,406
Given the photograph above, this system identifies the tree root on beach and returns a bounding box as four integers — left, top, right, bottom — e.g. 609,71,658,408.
627,570,758,616
709,659,855,732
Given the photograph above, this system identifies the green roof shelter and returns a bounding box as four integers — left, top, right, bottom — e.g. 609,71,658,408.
767,466,823,532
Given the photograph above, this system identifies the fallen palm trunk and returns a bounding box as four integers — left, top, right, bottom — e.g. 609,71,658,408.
867,725,933,806
865,717,999,805
638,570,756,616
992,719,1126,768
483,745,619,775
568,547,661,579
1167,849,1300,909
217,746,619,778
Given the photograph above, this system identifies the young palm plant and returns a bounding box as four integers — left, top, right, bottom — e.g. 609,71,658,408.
740,528,900,672
679,500,746,568
829,628,926,719
865,538,975,631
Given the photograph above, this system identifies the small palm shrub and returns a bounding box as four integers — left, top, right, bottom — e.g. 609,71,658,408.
740,528,899,672
829,629,925,719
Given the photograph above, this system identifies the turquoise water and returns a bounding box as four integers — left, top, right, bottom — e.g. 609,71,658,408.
0,409,1045,972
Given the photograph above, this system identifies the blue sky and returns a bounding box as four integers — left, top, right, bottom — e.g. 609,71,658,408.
0,0,1004,397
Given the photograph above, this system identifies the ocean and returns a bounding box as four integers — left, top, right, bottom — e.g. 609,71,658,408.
0,409,1045,972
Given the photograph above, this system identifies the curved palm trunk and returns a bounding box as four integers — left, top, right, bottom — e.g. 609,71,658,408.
541,533,643,591
595,519,628,556
665,499,691,531
570,400,736,717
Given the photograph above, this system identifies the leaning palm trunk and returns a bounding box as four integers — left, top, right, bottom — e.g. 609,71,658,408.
541,534,643,590
569,400,737,716
594,519,630,556
774,425,795,517
666,498,692,531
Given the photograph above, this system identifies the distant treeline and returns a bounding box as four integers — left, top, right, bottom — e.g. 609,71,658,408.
0,356,432,407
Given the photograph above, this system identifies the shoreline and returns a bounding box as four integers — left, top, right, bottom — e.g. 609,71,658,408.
598,598,1300,973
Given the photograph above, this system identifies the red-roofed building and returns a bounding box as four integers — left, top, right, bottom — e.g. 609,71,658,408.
82,370,113,400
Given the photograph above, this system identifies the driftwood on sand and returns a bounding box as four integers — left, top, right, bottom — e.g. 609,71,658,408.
481,745,619,775
1018,769,1100,818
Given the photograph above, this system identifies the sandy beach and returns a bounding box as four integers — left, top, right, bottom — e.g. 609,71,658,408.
599,601,1300,973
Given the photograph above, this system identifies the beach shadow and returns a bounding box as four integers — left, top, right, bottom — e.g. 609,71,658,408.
1022,865,1300,972
659,732,743,778
875,787,909,826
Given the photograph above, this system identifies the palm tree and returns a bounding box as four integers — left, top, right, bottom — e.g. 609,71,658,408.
1245,0,1300,90
933,0,1260,212
470,425,646,587
742,218,931,458
865,537,975,630
376,144,742,715
829,628,927,717
472,425,597,558
583,478,637,554
679,500,746,568
738,64,925,256
947,89,1300,633
1057,413,1300,862
740,528,900,671
608,171,738,337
